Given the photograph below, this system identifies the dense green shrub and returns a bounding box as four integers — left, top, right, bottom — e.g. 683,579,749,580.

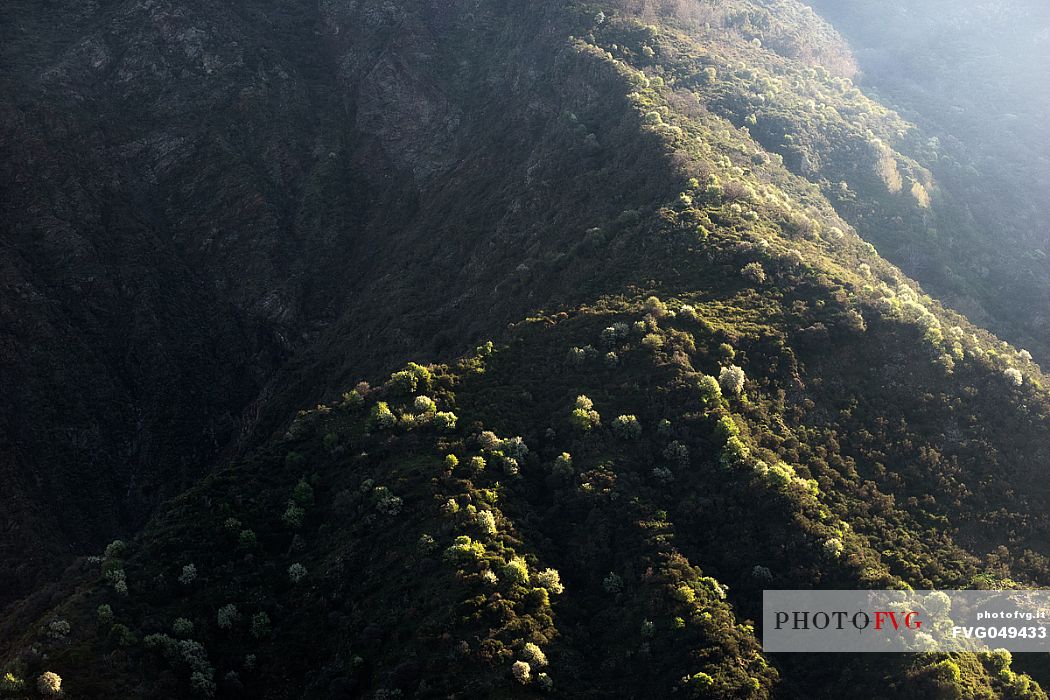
697,375,722,406
512,660,531,684
602,572,624,594
281,503,305,528
570,395,601,430
536,568,564,595
104,540,127,559
662,441,689,464
644,296,669,318
612,414,642,439
718,365,746,395
250,612,271,639
178,563,197,586
433,411,458,431
476,510,497,537
741,261,767,284
1,673,25,694
372,486,403,515
502,557,529,585
445,536,485,563
387,363,433,394
217,604,239,629
642,333,664,350
414,395,437,414
522,642,548,668
552,452,573,477
46,619,70,640
369,402,397,430
37,672,62,698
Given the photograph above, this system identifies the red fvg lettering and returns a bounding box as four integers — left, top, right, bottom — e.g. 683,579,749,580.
875,611,900,630
874,611,923,630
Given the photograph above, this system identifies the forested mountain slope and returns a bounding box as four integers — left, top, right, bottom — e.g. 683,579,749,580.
2,0,1050,698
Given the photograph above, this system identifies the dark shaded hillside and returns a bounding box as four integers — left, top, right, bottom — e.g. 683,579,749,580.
0,0,677,602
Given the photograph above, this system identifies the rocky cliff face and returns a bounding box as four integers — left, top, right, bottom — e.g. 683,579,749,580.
0,0,673,602
2,0,315,600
